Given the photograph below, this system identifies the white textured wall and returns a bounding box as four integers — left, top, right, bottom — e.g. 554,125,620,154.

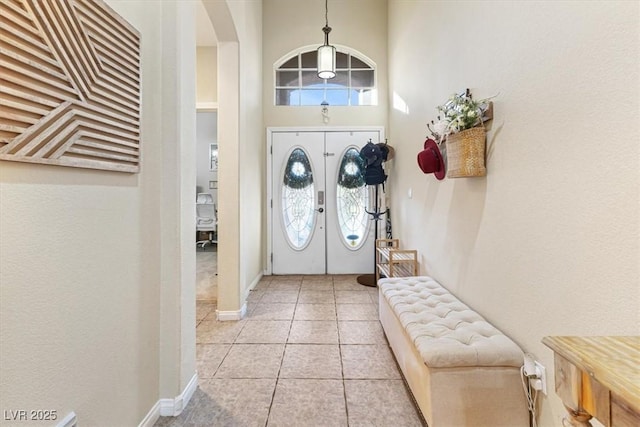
204,0,264,314
0,0,198,423
216,39,242,312
0,1,165,424
0,179,158,427
387,1,639,425
169,0,197,397
228,0,264,300
263,0,388,128
196,47,218,105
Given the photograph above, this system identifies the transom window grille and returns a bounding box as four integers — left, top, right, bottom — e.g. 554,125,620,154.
275,49,376,106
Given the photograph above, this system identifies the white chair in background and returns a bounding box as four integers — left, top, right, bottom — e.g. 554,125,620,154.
196,193,217,249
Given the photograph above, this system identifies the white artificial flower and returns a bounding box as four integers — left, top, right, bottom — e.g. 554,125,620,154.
433,120,448,135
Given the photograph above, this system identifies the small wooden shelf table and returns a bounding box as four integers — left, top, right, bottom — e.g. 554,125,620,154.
375,239,418,282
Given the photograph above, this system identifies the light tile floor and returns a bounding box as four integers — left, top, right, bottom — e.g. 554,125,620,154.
155,275,425,427
196,244,217,302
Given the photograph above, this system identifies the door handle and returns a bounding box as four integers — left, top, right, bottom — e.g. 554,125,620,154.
317,207,324,213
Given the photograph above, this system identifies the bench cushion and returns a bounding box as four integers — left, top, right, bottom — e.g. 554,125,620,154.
379,276,523,368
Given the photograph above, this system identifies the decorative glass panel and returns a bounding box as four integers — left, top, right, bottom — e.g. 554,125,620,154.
332,71,349,86
355,89,377,106
324,89,349,106
301,71,325,86
351,56,369,69
276,70,299,87
351,70,374,88
276,89,299,105
299,89,326,105
336,148,369,249
281,57,299,69
336,52,349,68
301,51,317,68
282,148,316,249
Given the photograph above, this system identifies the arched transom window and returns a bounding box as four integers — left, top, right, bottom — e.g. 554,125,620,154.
275,48,376,106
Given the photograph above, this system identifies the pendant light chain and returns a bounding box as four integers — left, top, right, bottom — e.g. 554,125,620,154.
317,0,336,79
323,0,331,43
325,0,329,28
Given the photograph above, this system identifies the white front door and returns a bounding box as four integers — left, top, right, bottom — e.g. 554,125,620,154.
270,130,380,275
272,132,326,274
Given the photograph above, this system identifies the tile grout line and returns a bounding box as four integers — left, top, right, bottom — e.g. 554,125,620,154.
204,313,250,380
335,276,352,427
190,276,396,427
263,278,299,427
207,341,235,380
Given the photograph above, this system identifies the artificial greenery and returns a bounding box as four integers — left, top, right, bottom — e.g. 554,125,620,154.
338,149,366,189
283,148,314,189
435,92,490,135
283,147,365,190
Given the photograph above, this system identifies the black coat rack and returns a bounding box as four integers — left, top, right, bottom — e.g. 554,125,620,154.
357,183,387,287
356,139,391,287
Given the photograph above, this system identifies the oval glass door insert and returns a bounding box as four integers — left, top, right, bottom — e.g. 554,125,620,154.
336,147,369,249
282,147,316,249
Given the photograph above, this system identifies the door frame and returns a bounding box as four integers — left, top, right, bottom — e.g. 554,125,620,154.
265,126,385,276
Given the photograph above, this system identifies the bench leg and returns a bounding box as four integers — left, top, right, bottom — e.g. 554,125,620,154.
562,406,592,427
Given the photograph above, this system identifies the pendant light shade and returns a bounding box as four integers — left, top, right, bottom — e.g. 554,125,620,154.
317,42,336,79
317,0,336,79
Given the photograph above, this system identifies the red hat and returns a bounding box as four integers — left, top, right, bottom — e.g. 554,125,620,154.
417,139,445,180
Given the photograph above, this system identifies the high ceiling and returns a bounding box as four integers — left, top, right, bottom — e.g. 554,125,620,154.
196,1,217,46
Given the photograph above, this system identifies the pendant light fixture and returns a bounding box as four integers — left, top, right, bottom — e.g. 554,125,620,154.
317,0,336,79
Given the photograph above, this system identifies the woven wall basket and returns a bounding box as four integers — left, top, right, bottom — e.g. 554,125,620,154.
445,127,487,178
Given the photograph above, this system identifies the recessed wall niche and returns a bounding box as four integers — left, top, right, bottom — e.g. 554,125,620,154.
0,0,141,173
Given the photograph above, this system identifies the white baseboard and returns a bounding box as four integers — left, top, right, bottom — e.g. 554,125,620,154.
215,272,261,321
56,412,77,427
247,272,263,293
138,372,198,426
160,372,198,416
138,401,160,427
216,302,247,321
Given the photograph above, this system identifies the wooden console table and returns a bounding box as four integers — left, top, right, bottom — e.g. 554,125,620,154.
542,336,640,427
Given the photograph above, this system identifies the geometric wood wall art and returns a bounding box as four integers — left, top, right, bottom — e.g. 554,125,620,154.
0,0,141,172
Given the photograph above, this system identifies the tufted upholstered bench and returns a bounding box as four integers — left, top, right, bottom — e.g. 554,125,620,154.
378,276,528,427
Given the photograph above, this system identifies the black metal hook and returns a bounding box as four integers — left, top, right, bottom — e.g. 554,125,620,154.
365,208,388,220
